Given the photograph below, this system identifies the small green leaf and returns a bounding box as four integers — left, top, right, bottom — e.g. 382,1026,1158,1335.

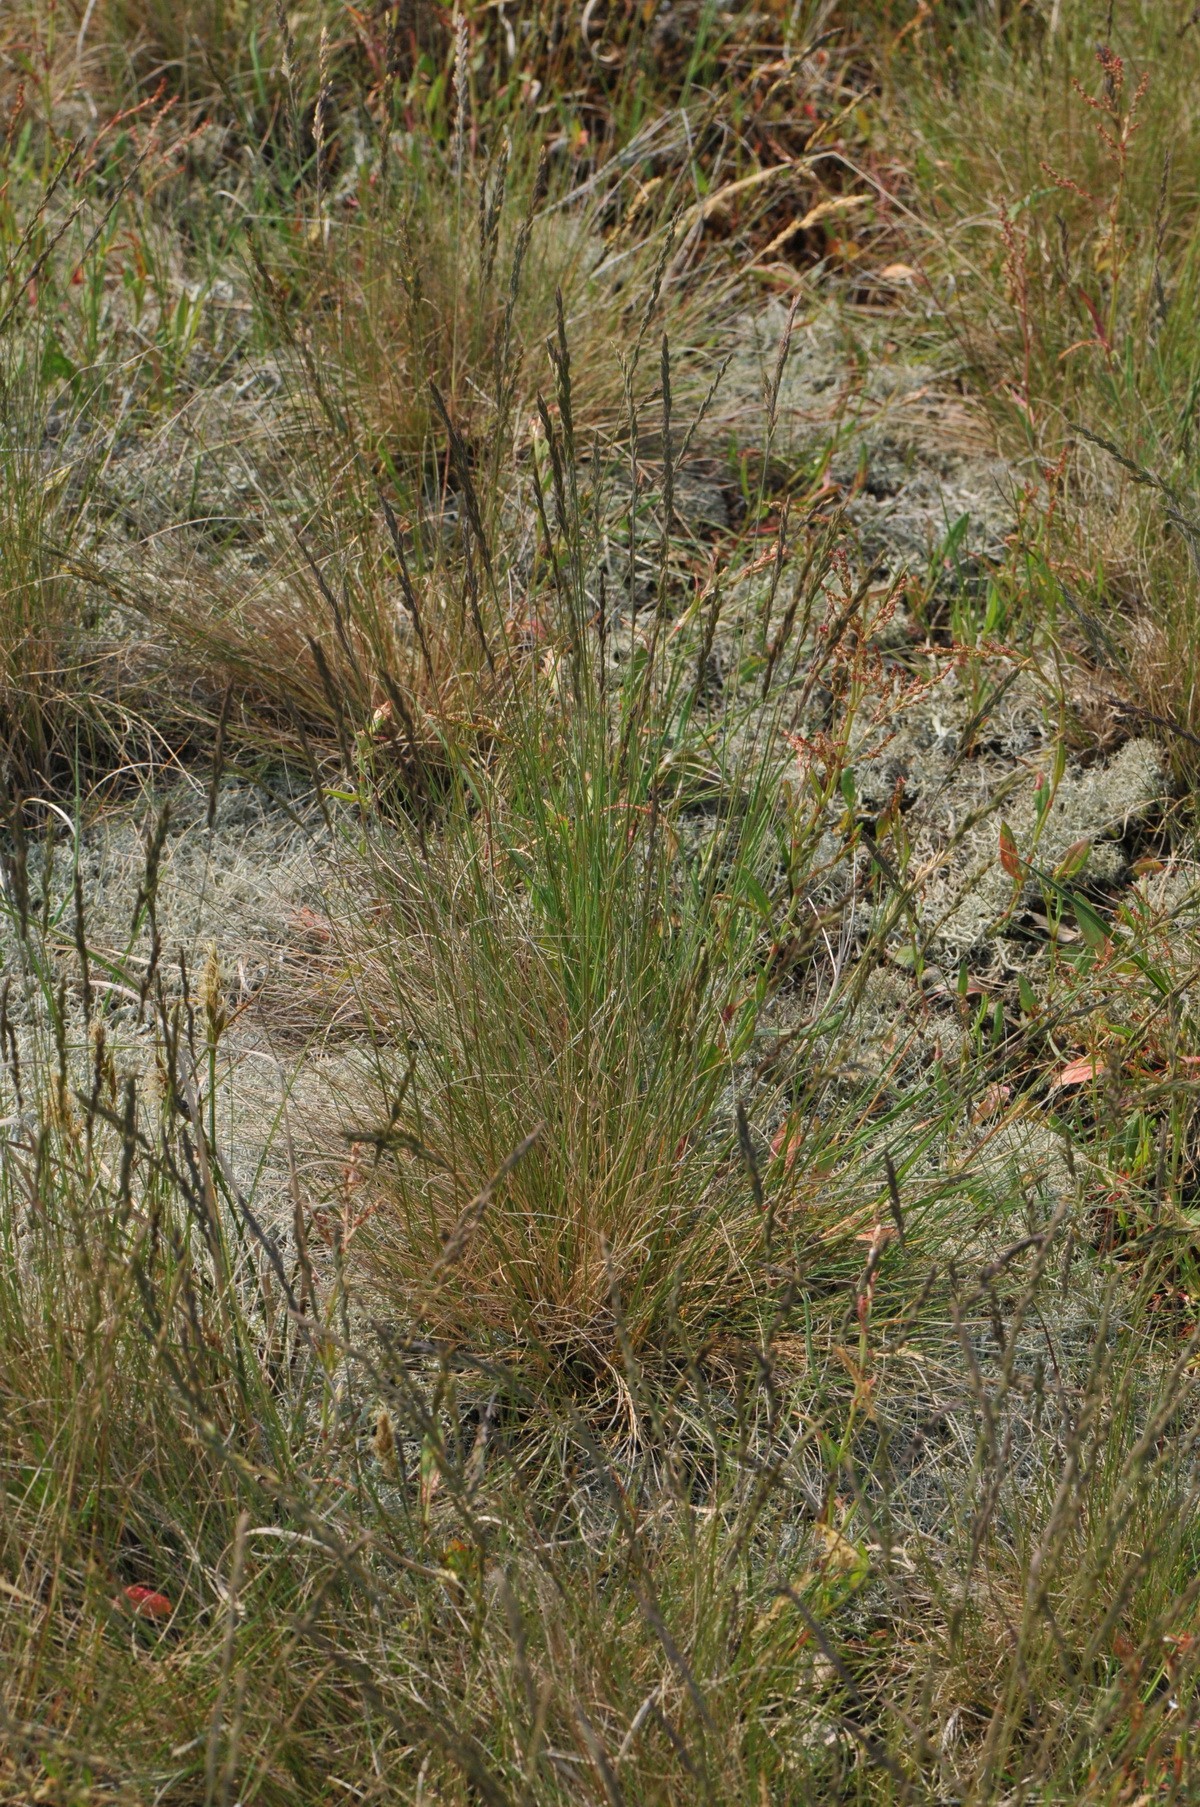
1072,896,1109,949
1052,741,1067,788
41,334,76,384
739,873,773,920
1017,973,1038,1015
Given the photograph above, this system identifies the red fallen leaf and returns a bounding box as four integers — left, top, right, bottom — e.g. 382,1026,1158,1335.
506,610,547,648
972,1082,1011,1123
1053,1057,1104,1090
368,698,396,740
770,1117,804,1172
998,822,1024,882
1053,838,1091,882
290,905,333,944
854,1222,896,1249
928,977,985,1000
122,1584,172,1619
